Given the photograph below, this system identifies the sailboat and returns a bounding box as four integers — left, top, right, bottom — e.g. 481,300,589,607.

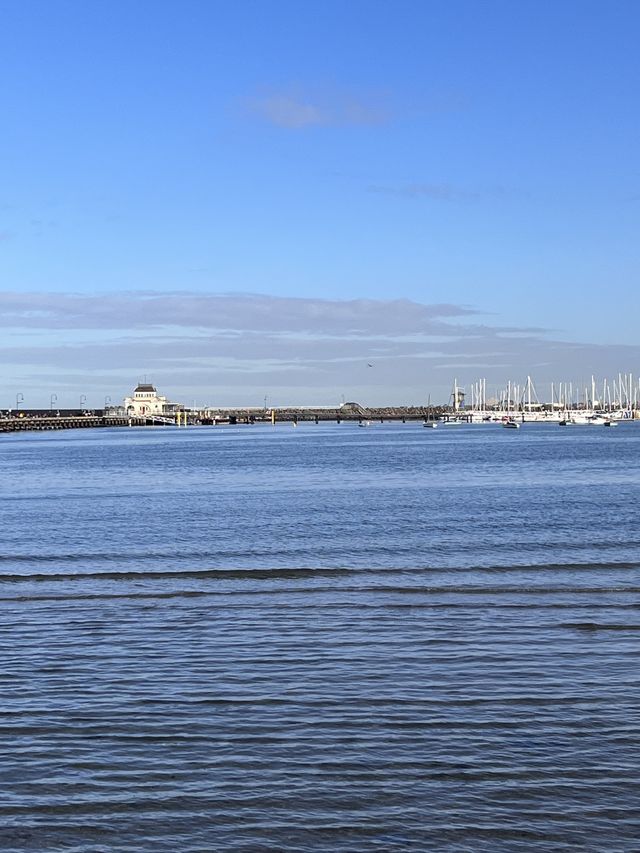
424,394,437,428
559,413,590,425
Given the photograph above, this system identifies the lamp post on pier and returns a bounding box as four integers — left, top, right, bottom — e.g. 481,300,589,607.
16,393,24,410
80,394,87,412
50,394,57,412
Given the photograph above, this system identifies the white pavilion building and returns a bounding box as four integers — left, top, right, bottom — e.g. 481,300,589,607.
123,382,173,416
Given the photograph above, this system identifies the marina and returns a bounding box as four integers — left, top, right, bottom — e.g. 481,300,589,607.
436,375,640,425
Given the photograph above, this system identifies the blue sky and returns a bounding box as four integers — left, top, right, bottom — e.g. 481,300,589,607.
1,0,639,406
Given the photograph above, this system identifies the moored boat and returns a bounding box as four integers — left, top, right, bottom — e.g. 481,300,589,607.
559,414,590,425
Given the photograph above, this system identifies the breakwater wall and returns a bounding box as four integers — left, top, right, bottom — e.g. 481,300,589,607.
200,405,444,425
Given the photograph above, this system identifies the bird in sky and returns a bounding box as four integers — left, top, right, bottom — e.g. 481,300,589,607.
367,363,373,367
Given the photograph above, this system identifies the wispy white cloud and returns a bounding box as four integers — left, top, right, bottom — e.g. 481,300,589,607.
0,292,475,334
246,87,390,129
250,94,328,128
0,292,637,407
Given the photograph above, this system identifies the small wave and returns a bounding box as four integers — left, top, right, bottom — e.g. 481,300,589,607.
0,560,639,584
560,622,640,631
0,566,356,583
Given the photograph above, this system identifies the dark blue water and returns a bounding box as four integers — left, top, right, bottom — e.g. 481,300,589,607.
1,422,639,851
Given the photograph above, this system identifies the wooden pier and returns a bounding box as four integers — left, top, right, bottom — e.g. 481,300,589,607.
0,405,447,434
0,413,148,433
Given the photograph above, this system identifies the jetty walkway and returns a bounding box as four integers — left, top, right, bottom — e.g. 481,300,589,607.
0,413,148,433
0,405,446,434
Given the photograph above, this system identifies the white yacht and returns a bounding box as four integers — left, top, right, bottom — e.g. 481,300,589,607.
559,414,590,425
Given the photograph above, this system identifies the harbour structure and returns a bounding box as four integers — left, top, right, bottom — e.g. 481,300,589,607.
0,412,146,433
121,381,180,417
452,374,640,422
4,372,640,435
0,404,446,434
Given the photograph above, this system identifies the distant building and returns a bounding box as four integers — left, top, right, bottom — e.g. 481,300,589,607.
122,382,176,416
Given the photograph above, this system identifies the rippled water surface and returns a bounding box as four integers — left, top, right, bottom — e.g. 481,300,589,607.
1,422,639,851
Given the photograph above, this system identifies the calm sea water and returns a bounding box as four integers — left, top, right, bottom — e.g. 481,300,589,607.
1,422,639,852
